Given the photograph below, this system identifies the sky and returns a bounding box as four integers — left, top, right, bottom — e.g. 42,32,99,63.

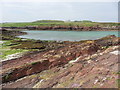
0,0,119,22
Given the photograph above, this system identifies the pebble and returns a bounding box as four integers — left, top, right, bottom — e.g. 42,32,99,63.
94,79,99,84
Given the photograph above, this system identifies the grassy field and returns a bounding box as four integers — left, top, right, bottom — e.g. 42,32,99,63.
0,20,119,27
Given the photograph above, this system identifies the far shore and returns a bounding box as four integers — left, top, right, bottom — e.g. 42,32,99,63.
0,28,119,32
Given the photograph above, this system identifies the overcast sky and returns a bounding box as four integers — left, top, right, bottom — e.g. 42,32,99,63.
0,0,119,22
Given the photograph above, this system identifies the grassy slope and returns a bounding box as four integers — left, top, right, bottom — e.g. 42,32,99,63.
1,20,119,27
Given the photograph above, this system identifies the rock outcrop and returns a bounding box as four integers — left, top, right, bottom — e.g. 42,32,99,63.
1,35,120,88
2,25,120,31
1,29,27,40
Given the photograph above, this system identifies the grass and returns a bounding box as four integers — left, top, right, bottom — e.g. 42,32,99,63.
2,40,16,47
1,20,119,27
117,79,120,88
0,37,59,60
0,49,27,59
0,40,28,59
116,71,120,75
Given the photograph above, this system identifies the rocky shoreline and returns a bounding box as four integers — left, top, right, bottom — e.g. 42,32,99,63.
0,30,120,88
1,29,120,88
1,29,27,40
1,25,120,31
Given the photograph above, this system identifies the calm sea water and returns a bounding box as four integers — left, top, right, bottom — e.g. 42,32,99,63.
18,30,119,41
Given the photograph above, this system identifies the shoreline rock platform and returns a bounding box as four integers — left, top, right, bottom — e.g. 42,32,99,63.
1,35,120,88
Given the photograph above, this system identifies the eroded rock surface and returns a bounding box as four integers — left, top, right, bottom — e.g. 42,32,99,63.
1,35,120,88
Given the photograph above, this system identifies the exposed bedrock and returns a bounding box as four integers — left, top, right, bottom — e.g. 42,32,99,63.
2,43,100,83
1,35,120,83
2,60,50,83
1,29,27,40
95,35,120,46
2,25,120,30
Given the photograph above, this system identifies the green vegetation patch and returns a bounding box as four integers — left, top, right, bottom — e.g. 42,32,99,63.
116,79,120,88
31,62,39,65
0,49,27,59
1,20,119,27
0,40,28,59
10,40,46,49
33,20,64,23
